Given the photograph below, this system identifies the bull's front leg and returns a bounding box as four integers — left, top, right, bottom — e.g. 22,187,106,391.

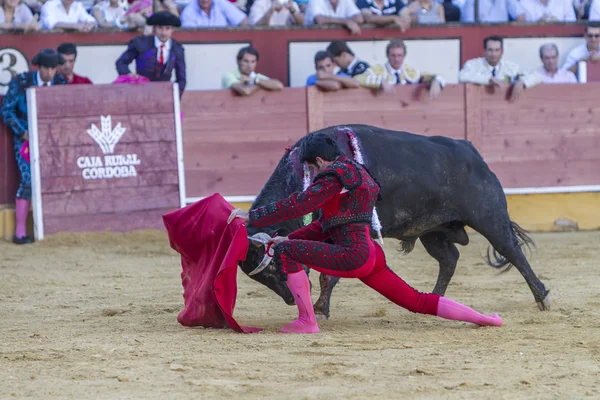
313,273,340,320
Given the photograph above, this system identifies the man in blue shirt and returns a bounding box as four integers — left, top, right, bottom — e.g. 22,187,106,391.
306,50,359,91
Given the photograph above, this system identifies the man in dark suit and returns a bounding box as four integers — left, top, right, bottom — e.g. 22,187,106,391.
1,48,68,244
115,11,186,97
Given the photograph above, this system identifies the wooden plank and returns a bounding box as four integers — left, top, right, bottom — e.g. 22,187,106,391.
35,82,175,118
185,167,272,198
37,114,176,147
306,86,324,132
39,142,178,178
315,85,466,139
42,169,179,194
41,185,179,217
489,159,600,188
464,83,482,150
480,133,600,163
181,88,308,199
43,208,174,235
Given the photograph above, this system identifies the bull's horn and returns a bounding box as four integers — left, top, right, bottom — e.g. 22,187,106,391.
249,253,273,276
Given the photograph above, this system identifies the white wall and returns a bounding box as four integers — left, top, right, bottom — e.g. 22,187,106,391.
289,39,461,87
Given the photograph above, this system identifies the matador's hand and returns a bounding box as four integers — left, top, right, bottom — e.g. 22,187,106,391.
227,208,249,224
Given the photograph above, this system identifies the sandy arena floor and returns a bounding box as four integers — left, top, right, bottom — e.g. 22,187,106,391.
1,230,599,399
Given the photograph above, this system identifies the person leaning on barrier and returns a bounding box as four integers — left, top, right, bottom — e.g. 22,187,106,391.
115,11,186,98
354,39,445,99
1,49,68,245
537,43,577,84
222,46,284,97
306,50,359,92
459,35,543,102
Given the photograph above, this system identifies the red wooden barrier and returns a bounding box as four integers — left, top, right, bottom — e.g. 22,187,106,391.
28,82,183,239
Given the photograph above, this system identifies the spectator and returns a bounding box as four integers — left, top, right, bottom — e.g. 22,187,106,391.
0,0,40,31
574,0,592,19
91,0,128,28
115,12,187,97
23,0,46,14
1,49,68,245
355,39,445,99
400,0,445,24
40,0,98,31
356,0,410,31
326,40,369,77
249,0,304,25
180,0,248,27
519,0,576,22
459,35,543,102
57,43,93,84
222,46,284,96
537,43,577,83
562,21,600,73
460,0,525,22
306,50,359,91
304,0,363,35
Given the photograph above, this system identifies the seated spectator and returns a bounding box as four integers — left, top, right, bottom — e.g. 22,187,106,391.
400,0,445,24
91,0,128,28
180,0,248,27
537,43,577,84
222,46,283,96
460,0,525,22
306,50,359,91
355,39,445,99
326,40,369,77
574,0,591,19
439,0,461,21
459,35,543,102
57,42,93,84
249,0,304,25
562,22,600,73
40,0,98,31
304,0,363,35
356,0,410,31
519,0,576,22
23,0,46,14
0,0,40,31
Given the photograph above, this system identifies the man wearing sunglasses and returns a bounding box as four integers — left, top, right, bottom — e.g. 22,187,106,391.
561,21,600,74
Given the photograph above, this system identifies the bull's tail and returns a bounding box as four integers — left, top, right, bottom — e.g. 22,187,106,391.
485,220,536,273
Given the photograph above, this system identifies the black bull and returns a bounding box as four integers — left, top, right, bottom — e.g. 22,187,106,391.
239,124,552,318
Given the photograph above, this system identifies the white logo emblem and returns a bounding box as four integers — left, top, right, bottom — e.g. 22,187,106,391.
86,115,126,154
77,116,140,180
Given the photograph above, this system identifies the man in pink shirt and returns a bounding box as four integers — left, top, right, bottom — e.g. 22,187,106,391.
538,43,578,84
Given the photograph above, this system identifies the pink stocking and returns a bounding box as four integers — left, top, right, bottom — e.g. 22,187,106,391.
279,271,319,334
15,199,30,239
437,297,502,327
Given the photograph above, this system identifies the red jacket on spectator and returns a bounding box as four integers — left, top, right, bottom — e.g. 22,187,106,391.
69,74,93,84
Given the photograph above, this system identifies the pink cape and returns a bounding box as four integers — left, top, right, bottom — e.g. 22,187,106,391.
162,194,262,333
20,140,30,164
112,75,151,85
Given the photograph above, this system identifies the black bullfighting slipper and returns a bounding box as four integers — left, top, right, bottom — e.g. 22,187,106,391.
12,235,33,245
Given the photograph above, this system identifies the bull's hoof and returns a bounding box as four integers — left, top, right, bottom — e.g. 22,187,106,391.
315,312,329,321
536,291,552,311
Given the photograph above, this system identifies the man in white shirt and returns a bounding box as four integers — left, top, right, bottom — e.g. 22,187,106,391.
537,43,577,84
459,35,543,102
304,0,363,35
519,0,576,22
249,0,304,25
460,0,525,23
40,0,98,31
561,22,600,73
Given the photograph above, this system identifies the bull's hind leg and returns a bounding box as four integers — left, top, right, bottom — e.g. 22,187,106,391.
420,232,460,296
472,219,551,311
313,274,340,320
